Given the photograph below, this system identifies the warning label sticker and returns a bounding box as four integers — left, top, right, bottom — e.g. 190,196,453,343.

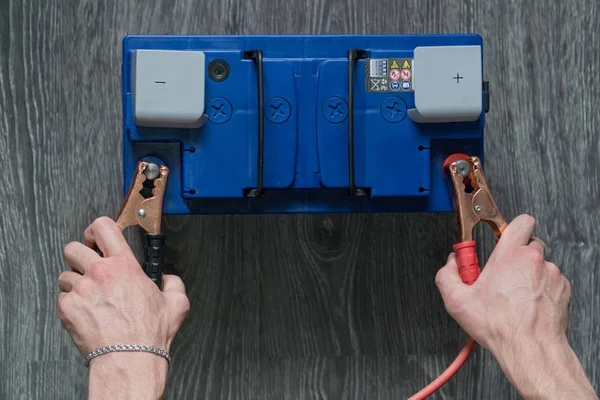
369,59,388,78
366,58,414,93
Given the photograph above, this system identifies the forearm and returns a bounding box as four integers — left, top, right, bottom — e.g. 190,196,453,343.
88,352,168,400
492,337,598,400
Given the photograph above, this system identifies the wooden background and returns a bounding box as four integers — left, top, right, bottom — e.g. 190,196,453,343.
1,0,598,398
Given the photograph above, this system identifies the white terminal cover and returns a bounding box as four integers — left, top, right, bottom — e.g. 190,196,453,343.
133,50,206,128
408,45,482,123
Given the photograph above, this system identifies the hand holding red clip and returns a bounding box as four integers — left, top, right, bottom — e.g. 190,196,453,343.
443,154,508,284
409,153,507,400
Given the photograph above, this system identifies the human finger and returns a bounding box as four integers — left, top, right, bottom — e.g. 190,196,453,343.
435,253,468,301
83,217,134,258
527,237,546,255
64,241,100,274
162,274,186,294
58,270,83,292
496,214,537,249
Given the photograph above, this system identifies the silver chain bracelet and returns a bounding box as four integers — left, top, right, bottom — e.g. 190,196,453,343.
84,344,171,368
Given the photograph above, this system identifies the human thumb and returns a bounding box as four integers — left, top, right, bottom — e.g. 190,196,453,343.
435,253,469,312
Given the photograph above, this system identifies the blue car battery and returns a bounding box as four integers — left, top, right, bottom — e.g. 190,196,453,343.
121,34,489,214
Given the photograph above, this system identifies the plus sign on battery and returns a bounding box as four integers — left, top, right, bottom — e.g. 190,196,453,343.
408,45,483,123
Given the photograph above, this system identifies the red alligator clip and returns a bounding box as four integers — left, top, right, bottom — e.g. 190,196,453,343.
409,154,509,400
443,154,508,284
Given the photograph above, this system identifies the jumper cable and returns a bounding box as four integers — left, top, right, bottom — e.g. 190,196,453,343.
409,154,508,399
115,160,169,289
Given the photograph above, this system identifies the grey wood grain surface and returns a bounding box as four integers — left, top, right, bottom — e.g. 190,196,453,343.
1,0,598,399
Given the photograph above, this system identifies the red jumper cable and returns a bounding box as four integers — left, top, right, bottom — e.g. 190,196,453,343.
409,154,508,400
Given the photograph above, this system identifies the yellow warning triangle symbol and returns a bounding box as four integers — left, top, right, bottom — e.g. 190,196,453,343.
390,60,399,69
402,60,411,69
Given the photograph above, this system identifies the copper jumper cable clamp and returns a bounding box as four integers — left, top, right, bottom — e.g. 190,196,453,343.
409,154,508,400
115,161,169,288
443,154,508,284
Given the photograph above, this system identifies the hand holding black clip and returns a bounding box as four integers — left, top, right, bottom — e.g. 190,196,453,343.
116,161,169,289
